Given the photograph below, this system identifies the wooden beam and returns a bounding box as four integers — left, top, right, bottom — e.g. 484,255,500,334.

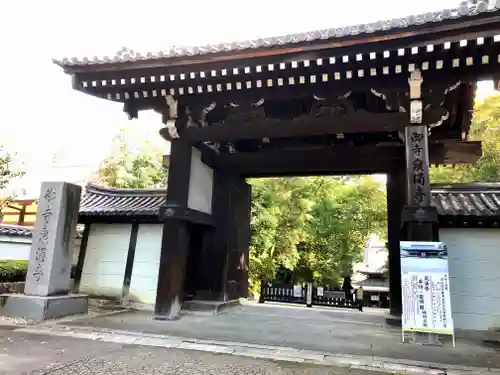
206,145,400,177
442,140,481,164
163,109,448,142
204,141,481,177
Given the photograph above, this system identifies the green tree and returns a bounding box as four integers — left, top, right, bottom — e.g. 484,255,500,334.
0,147,21,190
297,177,386,285
248,176,387,292
249,177,313,288
0,146,24,218
97,128,167,189
431,95,500,183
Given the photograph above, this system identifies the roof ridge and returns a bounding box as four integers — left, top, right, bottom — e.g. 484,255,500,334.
431,182,500,192
53,1,498,67
0,223,34,230
85,183,166,197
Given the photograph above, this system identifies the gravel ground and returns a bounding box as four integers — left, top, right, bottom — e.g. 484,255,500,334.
32,346,394,375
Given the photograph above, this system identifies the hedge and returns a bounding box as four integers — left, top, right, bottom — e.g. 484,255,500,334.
0,260,28,282
0,261,77,282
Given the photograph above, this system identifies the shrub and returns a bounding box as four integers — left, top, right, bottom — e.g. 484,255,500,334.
0,260,28,282
0,261,78,283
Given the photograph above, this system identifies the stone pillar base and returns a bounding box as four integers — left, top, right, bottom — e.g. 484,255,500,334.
385,313,402,327
401,205,438,241
0,293,88,322
182,299,240,314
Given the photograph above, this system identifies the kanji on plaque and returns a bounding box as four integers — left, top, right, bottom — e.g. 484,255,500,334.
405,126,430,206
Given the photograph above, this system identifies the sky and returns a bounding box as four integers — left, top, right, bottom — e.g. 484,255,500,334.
0,0,494,196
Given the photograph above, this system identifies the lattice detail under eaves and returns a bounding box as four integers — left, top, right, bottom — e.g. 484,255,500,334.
76,35,500,102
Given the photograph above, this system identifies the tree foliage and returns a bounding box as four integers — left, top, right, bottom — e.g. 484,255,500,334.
297,177,386,285
430,95,500,183
0,147,21,191
97,128,167,189
249,176,387,291
0,147,23,217
249,178,314,284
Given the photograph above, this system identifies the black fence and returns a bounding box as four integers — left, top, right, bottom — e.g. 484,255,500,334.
259,281,363,311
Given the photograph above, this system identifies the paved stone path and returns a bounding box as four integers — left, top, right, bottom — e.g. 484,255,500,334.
55,303,500,370
0,329,390,374
3,303,500,374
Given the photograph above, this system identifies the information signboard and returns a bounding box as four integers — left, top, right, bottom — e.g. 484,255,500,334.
400,241,454,338
293,285,302,298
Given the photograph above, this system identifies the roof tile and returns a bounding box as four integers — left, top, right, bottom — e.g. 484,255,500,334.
79,182,500,219
79,184,165,217
1,183,498,232
53,1,499,68
431,183,500,217
0,224,33,237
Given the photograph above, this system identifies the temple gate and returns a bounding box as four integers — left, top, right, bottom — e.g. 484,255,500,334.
55,2,500,320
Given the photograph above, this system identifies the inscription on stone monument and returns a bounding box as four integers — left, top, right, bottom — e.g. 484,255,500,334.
25,182,81,297
32,187,57,283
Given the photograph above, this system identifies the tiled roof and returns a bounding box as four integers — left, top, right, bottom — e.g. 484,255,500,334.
359,269,385,276
79,182,500,219
0,224,33,237
431,183,500,217
53,1,499,68
354,277,389,292
79,184,165,217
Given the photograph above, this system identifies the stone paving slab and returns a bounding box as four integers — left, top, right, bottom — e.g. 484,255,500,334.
15,324,500,374
0,328,394,374
52,304,500,370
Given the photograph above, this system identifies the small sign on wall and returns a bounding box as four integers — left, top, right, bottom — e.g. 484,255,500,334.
293,285,302,297
371,295,380,301
317,286,324,297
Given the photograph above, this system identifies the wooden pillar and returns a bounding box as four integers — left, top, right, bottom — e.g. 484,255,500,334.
154,139,192,320
386,164,406,318
209,171,233,300
231,178,251,299
403,69,438,242
209,172,251,301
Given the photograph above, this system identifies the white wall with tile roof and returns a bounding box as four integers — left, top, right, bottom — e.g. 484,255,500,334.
0,233,81,263
440,228,500,331
0,235,31,260
79,223,131,298
126,224,163,307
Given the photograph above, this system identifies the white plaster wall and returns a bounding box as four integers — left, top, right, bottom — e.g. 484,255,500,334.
0,235,82,263
127,224,163,306
187,147,214,214
440,228,500,331
79,224,131,298
0,236,31,260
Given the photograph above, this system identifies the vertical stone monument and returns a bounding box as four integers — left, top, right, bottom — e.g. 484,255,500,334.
0,182,88,322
